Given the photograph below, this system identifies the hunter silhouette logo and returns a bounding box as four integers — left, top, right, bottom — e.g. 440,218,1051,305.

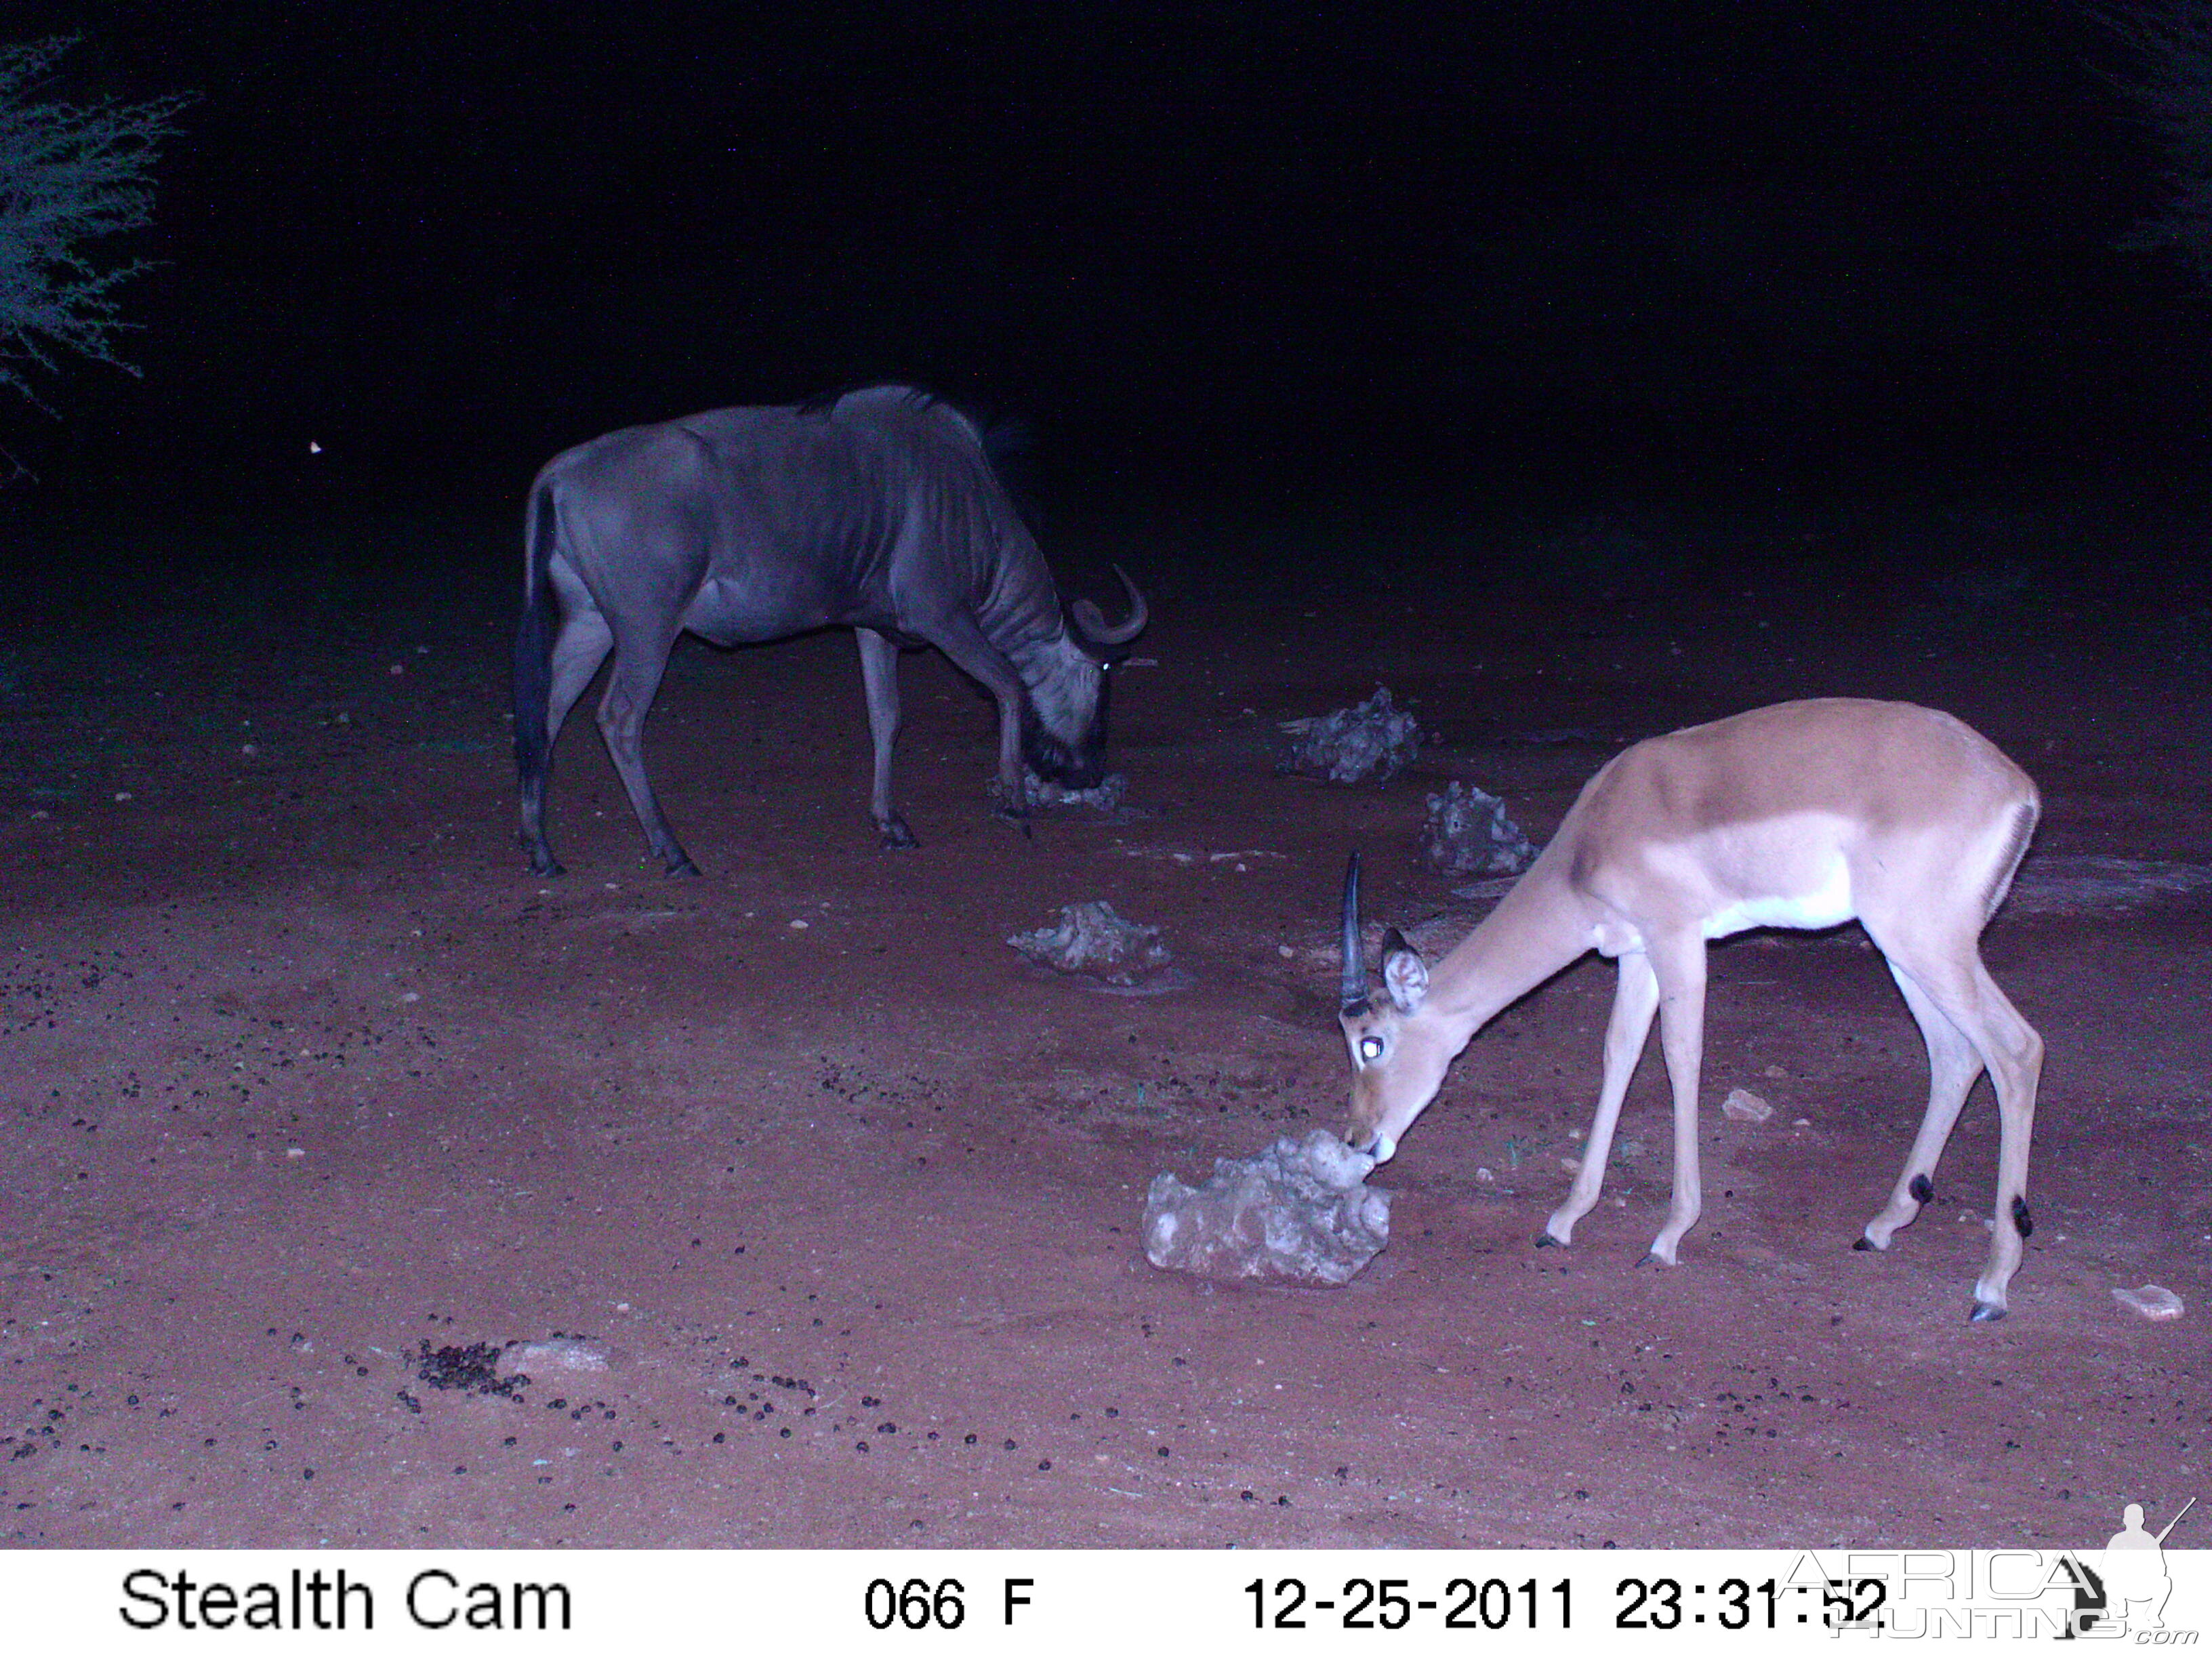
2102,1497,2194,1634
2057,1496,2196,1639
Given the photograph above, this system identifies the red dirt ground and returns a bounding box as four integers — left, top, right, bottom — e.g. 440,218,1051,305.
1,489,2205,1549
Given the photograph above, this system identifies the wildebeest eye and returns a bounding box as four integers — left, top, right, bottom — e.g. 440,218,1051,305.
1358,1036,1385,1063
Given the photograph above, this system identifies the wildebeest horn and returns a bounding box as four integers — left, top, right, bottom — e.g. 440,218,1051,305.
1340,852,1366,1012
1071,563,1147,647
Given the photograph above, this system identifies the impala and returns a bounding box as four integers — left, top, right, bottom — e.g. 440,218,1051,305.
1338,699,2043,1320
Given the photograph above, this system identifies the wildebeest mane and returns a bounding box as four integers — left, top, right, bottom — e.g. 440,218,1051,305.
795,383,1042,539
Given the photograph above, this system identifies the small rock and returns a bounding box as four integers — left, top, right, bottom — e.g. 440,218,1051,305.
1022,769,1128,811
1008,901,1171,987
1420,780,1537,876
501,1337,611,1374
1279,687,1422,784
2112,1284,2184,1322
1721,1087,1773,1123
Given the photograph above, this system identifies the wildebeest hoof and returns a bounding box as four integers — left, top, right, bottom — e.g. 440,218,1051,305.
1969,1300,2007,1324
877,817,920,850
530,857,566,878
665,857,701,878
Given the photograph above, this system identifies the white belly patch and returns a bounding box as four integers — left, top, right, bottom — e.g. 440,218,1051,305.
1701,853,1855,939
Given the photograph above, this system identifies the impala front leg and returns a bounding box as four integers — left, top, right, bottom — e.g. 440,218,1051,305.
1645,939,1709,1266
1544,950,1660,1248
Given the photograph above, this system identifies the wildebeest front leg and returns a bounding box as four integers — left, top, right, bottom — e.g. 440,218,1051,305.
596,631,700,876
855,628,919,848
926,614,1029,815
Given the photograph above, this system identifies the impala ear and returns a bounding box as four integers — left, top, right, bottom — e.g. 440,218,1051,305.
1379,927,1428,1014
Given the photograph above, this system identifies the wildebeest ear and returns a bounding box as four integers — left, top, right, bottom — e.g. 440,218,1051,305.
1380,927,1428,1014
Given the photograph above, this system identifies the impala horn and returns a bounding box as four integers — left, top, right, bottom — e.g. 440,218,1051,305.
1340,852,1367,1013
1070,563,1148,649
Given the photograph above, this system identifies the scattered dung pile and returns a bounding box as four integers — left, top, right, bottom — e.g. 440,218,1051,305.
1420,779,1538,876
1143,1128,1392,1286
1008,900,1174,987
414,1340,529,1398
1280,687,1422,783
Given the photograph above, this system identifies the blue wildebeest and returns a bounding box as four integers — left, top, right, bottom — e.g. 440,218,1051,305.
513,386,1145,876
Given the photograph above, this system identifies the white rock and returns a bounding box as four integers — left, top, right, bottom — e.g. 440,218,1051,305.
1721,1087,1774,1123
1143,1129,1391,1286
501,1337,611,1374
1008,901,1171,987
2112,1284,2185,1322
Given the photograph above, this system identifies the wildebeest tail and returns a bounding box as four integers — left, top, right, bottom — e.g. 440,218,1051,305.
512,482,559,791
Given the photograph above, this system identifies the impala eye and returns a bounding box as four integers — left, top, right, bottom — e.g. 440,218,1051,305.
1358,1036,1385,1063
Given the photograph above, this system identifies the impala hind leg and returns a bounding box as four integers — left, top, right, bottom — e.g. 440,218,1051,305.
1875,947,2043,1320
1856,961,1984,1253
1645,939,1710,1266
596,630,698,876
1543,950,1660,1248
857,628,919,848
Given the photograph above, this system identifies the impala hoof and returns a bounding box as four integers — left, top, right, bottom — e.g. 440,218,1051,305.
1969,1300,2007,1324
1852,1236,1875,1252
877,817,920,851
529,857,565,879
1534,1231,1562,1249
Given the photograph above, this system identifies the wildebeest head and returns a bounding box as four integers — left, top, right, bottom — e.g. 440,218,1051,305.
1017,565,1147,788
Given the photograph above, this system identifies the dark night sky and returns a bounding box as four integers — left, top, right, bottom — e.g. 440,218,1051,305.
14,2,2208,497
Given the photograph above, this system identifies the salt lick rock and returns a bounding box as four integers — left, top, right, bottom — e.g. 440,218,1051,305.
1143,1128,1393,1286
